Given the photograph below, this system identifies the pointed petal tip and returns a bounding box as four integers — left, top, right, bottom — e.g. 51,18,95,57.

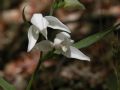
27,50,30,52
65,46,90,61
85,57,90,61
45,36,48,39
67,30,71,33
27,47,32,52
27,49,30,52
77,54,90,61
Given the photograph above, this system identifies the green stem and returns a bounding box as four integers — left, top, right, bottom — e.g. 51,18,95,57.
26,52,43,90
50,7,54,16
110,61,120,90
50,0,55,15
26,50,55,90
113,66,119,90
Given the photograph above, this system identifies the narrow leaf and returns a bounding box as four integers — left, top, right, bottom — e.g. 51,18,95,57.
0,76,16,90
73,25,117,49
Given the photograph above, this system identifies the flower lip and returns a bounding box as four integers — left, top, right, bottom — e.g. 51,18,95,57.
61,45,68,52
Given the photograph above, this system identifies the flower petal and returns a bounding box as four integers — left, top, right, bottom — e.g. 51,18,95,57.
54,32,71,45
64,46,90,61
45,16,71,33
31,14,48,39
41,28,48,39
56,32,71,38
35,40,53,52
28,25,39,52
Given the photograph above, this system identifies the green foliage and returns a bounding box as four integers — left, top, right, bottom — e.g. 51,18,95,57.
64,0,85,10
73,25,118,49
0,77,16,90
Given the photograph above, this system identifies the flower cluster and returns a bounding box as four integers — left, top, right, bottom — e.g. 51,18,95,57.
27,13,90,61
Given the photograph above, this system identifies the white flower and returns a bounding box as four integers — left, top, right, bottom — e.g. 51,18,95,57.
35,32,90,61
28,14,71,52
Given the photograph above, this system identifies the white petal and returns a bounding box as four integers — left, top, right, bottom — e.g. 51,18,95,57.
54,37,63,46
41,28,48,39
28,25,39,52
54,32,70,45
62,46,68,52
64,46,90,61
45,16,71,33
31,14,48,30
35,40,53,52
31,14,48,39
57,32,71,38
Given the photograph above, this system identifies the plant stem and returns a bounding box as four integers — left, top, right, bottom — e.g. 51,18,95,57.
26,50,55,90
26,52,43,90
110,61,120,90
50,0,55,15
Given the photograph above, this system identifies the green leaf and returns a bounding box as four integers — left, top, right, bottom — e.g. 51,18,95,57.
73,26,117,49
0,76,16,90
64,0,85,10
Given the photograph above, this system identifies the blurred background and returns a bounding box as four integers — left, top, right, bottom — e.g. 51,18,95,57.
0,0,120,90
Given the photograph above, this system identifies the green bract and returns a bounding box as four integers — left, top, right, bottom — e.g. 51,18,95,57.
64,0,85,10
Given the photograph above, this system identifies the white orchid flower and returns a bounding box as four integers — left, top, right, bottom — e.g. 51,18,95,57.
28,14,71,52
35,32,90,61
